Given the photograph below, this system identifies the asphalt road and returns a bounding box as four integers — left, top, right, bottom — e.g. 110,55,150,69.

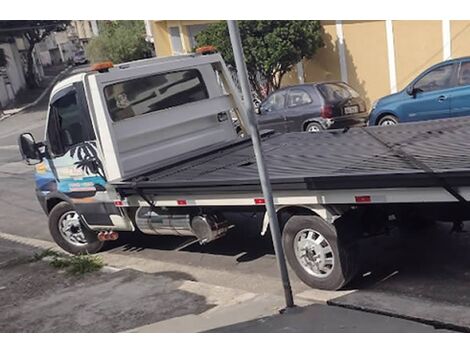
3,67,470,330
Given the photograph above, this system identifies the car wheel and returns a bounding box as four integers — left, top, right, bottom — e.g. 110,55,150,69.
282,215,358,290
305,122,322,133
378,115,399,126
48,202,103,255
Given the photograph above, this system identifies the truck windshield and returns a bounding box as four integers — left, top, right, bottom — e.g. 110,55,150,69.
104,69,209,122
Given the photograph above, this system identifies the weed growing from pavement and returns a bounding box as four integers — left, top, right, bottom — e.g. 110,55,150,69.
32,249,104,275
32,248,61,261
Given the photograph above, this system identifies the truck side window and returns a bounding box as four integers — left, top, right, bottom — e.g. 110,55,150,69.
47,92,86,155
104,69,209,122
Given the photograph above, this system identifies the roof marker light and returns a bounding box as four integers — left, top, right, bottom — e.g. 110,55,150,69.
91,61,114,72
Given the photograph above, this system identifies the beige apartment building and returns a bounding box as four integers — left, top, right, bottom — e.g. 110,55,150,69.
148,20,470,105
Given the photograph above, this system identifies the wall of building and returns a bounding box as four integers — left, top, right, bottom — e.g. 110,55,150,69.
342,20,390,106
150,20,470,105
393,20,443,91
0,43,26,94
451,20,470,58
0,42,27,107
151,20,219,56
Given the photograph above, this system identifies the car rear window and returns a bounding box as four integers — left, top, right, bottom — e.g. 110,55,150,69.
318,83,360,102
104,69,209,122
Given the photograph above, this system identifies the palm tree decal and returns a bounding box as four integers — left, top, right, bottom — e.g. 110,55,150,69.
70,142,106,181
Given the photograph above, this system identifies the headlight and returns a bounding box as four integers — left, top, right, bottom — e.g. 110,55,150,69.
371,100,378,110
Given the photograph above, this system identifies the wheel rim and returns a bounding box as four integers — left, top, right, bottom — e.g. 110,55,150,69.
307,125,320,132
293,228,335,278
380,119,396,126
58,210,88,246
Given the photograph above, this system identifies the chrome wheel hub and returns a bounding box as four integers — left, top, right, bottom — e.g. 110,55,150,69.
58,211,87,246
380,119,396,126
307,125,320,132
294,228,334,278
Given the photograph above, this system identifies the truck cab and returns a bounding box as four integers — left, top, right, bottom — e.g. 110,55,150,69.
19,53,245,255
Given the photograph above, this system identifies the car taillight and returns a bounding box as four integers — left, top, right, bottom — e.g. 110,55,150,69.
320,105,334,119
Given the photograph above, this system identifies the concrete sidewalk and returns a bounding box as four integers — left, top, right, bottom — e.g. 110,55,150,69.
0,234,451,333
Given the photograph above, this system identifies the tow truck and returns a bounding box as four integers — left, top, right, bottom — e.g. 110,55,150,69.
18,52,470,290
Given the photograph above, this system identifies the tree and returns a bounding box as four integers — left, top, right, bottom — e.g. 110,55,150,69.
195,21,324,98
0,21,69,87
85,21,152,64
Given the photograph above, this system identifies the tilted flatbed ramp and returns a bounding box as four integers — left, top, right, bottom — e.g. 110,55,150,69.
113,117,470,197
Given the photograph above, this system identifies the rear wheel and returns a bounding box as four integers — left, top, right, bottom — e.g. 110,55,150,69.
305,122,322,133
48,202,103,255
378,115,399,126
282,215,357,290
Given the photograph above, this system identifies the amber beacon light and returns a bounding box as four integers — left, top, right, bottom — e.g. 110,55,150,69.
91,61,114,72
195,45,217,55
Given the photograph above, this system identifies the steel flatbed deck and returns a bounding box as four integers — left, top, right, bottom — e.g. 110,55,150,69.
113,117,470,205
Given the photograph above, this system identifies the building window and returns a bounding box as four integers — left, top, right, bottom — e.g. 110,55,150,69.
187,24,209,50
169,26,183,55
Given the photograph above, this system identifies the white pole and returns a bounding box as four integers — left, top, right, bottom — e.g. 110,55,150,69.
227,20,294,309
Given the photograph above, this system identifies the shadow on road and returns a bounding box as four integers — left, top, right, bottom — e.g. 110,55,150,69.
105,217,470,304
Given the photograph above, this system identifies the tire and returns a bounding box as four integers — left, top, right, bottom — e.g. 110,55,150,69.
378,115,399,126
48,202,103,255
282,215,357,290
305,122,323,133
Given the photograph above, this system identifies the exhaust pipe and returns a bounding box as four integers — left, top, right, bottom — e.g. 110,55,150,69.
97,231,119,242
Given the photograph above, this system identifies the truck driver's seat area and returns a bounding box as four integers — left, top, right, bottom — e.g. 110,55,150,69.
63,122,84,147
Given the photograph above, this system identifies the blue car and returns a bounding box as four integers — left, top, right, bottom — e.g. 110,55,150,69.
369,57,470,126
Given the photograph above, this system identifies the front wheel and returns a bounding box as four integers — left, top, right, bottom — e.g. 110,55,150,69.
282,215,357,290
48,202,103,255
378,115,399,126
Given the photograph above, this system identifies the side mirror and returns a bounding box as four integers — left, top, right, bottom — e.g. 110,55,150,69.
18,133,42,165
406,85,422,98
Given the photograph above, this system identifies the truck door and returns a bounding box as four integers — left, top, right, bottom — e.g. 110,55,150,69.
257,90,287,132
38,84,106,197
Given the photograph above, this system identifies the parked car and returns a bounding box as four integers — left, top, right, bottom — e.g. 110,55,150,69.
369,57,470,126
73,51,88,66
255,82,368,133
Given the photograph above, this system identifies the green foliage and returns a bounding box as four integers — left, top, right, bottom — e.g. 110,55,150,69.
50,254,104,275
196,21,324,98
86,21,153,64
32,248,61,261
33,249,104,275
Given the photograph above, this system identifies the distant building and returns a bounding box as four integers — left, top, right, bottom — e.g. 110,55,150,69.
0,39,27,108
70,20,99,48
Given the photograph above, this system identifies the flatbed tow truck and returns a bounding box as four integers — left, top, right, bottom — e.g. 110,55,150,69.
18,52,470,290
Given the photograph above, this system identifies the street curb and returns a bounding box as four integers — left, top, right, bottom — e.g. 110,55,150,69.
0,65,73,122
0,231,303,333
0,231,349,304
0,231,122,275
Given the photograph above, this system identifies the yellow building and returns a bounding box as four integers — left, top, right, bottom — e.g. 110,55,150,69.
149,20,470,106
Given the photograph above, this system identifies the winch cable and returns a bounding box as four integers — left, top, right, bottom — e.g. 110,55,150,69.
363,127,467,204
132,182,161,213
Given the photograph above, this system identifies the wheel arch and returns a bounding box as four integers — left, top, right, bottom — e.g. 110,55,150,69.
376,112,398,125
45,193,72,214
302,118,323,131
261,205,336,236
